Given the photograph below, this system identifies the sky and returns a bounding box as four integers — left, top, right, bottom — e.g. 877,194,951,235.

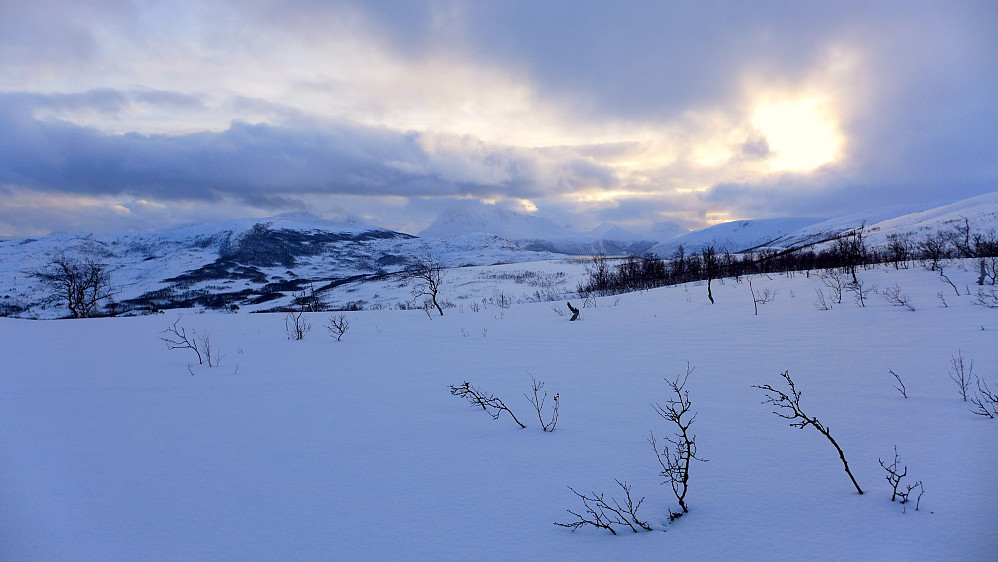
0,1,996,237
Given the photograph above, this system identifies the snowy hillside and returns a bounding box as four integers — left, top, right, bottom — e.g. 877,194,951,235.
0,212,558,318
2,262,996,559
860,191,998,247
765,203,939,249
648,217,825,257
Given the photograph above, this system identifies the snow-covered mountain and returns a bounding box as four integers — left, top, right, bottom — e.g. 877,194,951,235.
647,217,826,257
0,212,556,317
3,190,997,318
649,191,998,257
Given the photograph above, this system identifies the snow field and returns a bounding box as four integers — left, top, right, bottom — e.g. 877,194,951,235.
1,262,996,560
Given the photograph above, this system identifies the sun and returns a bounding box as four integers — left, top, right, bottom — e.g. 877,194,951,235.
753,101,841,172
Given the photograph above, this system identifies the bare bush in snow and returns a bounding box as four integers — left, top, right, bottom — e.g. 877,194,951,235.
814,289,834,311
524,375,559,431
819,269,847,305
847,278,877,307
753,371,864,495
889,369,908,398
882,285,916,311
879,446,924,512
749,280,777,315
285,309,311,340
948,350,974,402
161,316,221,369
407,258,446,316
555,480,652,535
650,363,706,519
32,254,117,318
969,378,998,418
971,288,998,308
326,314,350,341
448,381,526,428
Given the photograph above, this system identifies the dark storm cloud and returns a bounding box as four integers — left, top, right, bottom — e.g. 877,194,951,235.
0,91,613,206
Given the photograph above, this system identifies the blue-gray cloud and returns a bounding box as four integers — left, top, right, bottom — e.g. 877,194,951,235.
0,91,614,206
1,1,996,236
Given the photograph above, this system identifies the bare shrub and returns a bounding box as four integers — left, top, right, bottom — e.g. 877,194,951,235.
938,269,960,296
971,288,998,308
294,284,321,312
555,480,652,534
949,350,974,401
889,369,908,398
879,446,924,512
936,291,948,307
407,257,446,316
847,278,877,307
980,257,998,285
327,314,350,341
161,316,221,369
753,371,864,494
32,254,117,318
969,378,998,418
819,270,847,304
650,363,706,519
448,381,526,428
814,288,834,311
489,291,512,309
285,309,311,340
551,304,565,317
524,375,559,431
882,285,916,311
749,280,777,315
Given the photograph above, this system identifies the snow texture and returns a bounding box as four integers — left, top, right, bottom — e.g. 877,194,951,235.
2,261,997,560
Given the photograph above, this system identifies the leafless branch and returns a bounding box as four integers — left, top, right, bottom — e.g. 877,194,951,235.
326,313,350,341
285,309,311,340
448,381,526,428
753,371,864,494
555,480,652,534
882,285,916,311
969,378,998,418
524,375,559,431
949,350,974,402
879,446,924,512
889,369,907,398
161,316,221,367
650,362,706,518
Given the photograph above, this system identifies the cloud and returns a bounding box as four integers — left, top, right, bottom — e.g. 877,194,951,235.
0,1,996,236
0,91,617,206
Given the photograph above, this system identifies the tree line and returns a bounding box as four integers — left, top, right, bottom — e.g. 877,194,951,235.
578,220,998,297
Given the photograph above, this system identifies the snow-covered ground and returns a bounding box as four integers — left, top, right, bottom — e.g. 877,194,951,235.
308,258,588,313
2,261,997,560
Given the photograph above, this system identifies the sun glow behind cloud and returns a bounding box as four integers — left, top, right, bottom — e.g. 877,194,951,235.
753,100,842,172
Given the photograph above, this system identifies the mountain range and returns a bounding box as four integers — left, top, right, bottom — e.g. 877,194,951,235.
2,191,996,317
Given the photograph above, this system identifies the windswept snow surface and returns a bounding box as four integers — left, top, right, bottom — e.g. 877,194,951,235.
2,263,997,560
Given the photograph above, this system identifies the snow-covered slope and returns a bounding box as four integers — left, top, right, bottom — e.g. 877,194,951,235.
860,191,998,247
763,192,998,251
0,212,558,317
2,264,995,559
764,203,937,249
648,217,825,257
